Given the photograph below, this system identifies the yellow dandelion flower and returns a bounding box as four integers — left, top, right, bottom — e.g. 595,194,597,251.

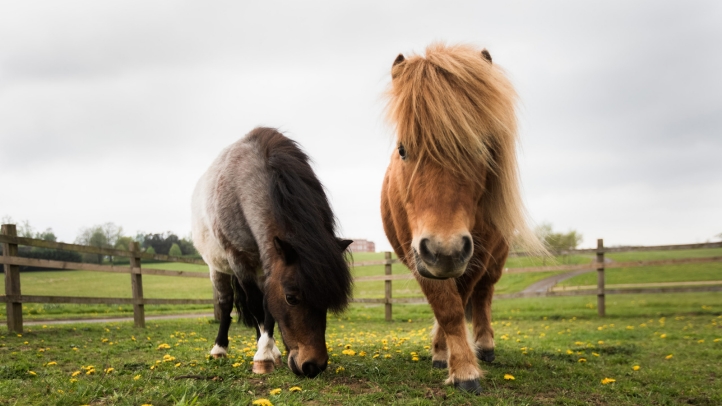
504,374,515,380
134,374,141,380
86,369,95,375
252,399,273,406
601,377,616,385
157,343,171,350
632,365,640,371
697,339,704,344
71,371,81,377
412,356,419,362
57,389,64,394
28,371,37,376
384,354,391,359
47,361,57,366
174,362,181,367
358,351,367,357
141,404,153,406
578,358,587,363
372,354,380,359
335,366,345,373
714,338,721,342
660,334,667,339
598,341,604,345
665,354,673,360
270,388,282,395
592,353,600,357
289,386,302,392
150,365,156,370
104,367,114,374
232,362,242,367
566,350,573,355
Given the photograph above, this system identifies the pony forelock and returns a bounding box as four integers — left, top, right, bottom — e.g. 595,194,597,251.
385,43,545,254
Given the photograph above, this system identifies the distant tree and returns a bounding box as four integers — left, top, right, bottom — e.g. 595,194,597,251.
168,243,182,257
115,236,134,252
179,235,198,256
36,228,57,242
141,232,182,255
145,246,156,255
534,222,583,263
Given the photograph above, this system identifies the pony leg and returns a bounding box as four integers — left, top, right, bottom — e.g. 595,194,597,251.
210,270,234,358
431,320,449,369
419,277,482,394
245,283,282,373
470,278,496,363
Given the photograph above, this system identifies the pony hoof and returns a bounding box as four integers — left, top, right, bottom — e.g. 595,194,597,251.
211,353,227,359
432,360,448,369
274,356,282,367
477,349,495,363
252,360,275,374
455,379,483,395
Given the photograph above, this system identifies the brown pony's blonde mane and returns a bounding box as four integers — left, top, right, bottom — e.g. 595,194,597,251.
386,43,544,253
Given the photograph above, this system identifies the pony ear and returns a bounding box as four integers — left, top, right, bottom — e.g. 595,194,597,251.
274,237,298,265
393,53,405,67
481,49,492,63
337,239,353,251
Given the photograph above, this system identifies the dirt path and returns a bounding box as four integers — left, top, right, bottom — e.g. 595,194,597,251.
521,258,613,294
23,313,214,326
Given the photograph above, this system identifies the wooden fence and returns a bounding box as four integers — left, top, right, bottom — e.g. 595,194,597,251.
3,223,722,332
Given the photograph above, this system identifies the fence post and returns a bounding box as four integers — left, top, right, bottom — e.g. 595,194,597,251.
596,239,605,317
129,242,145,328
2,224,23,333
384,251,392,321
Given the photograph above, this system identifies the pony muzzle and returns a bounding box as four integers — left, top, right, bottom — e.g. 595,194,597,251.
413,235,473,279
288,350,328,378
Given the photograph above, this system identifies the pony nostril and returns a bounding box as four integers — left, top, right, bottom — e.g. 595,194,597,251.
301,362,322,378
289,356,302,376
459,236,473,261
419,238,438,265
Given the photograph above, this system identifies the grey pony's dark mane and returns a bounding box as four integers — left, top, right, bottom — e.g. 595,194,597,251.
248,127,352,312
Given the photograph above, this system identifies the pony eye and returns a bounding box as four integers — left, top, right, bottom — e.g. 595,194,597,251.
285,294,300,306
398,144,407,160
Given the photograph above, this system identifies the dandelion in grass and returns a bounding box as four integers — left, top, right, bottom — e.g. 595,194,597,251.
269,388,282,395
578,358,587,363
70,378,78,383
104,367,114,374
157,343,171,350
697,339,704,344
28,371,37,376
665,354,673,360
592,353,600,357
601,377,616,385
252,400,273,406
174,362,181,367
335,366,345,373
660,334,667,339
46,361,57,366
71,371,81,377
289,386,302,392
632,365,640,371
714,338,721,342
134,374,141,380
504,374,515,380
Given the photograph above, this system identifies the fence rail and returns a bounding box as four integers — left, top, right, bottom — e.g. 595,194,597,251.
3,223,722,332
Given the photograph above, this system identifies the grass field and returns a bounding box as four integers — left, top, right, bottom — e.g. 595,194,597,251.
558,262,722,287
2,248,719,321
1,292,721,405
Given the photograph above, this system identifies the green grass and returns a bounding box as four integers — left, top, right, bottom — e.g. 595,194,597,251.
1,293,721,405
606,247,722,262
558,262,722,287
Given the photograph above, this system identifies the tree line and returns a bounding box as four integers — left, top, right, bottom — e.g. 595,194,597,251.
1,218,197,270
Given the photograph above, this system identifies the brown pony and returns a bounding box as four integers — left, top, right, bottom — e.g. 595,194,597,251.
381,44,544,393
193,127,353,378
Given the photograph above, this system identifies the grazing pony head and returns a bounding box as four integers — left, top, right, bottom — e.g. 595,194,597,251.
251,129,353,378
385,43,542,279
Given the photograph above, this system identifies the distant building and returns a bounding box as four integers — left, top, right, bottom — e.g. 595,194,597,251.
348,239,375,253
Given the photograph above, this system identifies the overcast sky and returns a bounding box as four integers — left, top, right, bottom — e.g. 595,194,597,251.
1,1,721,250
